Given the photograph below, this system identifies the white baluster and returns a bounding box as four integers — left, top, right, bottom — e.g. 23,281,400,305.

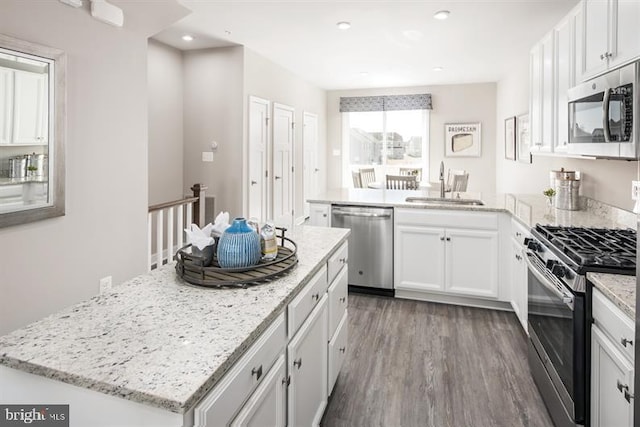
177,204,184,250
147,212,153,272
156,209,164,270
186,203,193,229
167,207,174,263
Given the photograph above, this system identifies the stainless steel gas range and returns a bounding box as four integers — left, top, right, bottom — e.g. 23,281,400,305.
524,225,636,427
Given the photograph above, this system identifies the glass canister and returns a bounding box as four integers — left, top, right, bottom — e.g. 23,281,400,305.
217,217,262,268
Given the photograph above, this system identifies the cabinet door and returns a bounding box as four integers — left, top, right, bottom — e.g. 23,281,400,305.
445,229,498,298
231,354,287,427
288,295,328,427
609,0,640,68
554,14,573,152
0,67,12,145
582,0,610,79
529,44,543,150
12,70,47,145
541,32,555,152
394,225,445,292
591,326,634,427
303,112,319,219
308,203,330,227
510,238,527,332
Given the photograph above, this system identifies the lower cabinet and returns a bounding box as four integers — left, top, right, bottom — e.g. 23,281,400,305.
288,295,328,427
328,312,348,396
308,203,331,227
231,355,287,427
394,209,499,301
591,288,635,427
591,326,634,427
509,219,530,332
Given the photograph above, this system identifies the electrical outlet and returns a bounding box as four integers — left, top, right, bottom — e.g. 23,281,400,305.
99,276,112,295
632,181,640,201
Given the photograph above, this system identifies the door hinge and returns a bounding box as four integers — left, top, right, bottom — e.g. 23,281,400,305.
265,117,270,126
282,375,291,387
291,166,294,173
265,170,269,178
291,122,295,129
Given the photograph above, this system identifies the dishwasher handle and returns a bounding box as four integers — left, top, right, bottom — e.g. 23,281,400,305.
332,209,392,219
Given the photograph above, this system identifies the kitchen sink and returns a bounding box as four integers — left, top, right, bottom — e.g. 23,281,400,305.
404,197,485,206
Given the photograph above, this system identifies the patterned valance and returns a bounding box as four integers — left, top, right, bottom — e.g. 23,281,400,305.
339,93,432,112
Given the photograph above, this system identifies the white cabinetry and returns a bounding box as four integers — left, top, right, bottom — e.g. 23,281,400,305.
591,288,635,427
231,355,286,427
0,67,13,145
308,203,331,227
287,295,328,427
394,209,501,305
509,219,530,332
530,32,555,152
193,314,287,426
12,70,47,145
581,0,640,81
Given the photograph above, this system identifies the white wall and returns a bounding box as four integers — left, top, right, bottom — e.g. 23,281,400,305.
243,49,328,222
326,83,497,193
148,39,184,205
496,56,640,210
0,1,187,335
182,46,245,216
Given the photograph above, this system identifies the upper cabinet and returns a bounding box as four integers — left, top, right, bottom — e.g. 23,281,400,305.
580,0,640,81
530,32,555,153
0,66,48,146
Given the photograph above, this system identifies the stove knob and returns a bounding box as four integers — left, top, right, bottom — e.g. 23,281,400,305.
526,240,541,252
546,259,558,270
552,264,566,278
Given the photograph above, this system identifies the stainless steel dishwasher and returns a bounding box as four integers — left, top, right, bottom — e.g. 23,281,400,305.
331,205,393,295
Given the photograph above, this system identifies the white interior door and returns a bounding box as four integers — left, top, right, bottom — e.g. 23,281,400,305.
272,103,294,226
303,112,318,219
248,96,270,222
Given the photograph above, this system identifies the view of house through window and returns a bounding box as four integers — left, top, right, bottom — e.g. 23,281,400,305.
343,109,429,188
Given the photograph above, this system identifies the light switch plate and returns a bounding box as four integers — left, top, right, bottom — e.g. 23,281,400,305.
202,152,214,162
632,181,640,201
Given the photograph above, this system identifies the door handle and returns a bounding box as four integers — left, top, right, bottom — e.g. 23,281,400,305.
446,237,451,241
440,236,445,241
251,180,257,185
251,365,263,381
275,176,282,180
621,337,633,347
311,293,319,301
314,168,320,172
293,358,302,369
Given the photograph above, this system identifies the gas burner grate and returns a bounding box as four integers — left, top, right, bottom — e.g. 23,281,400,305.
535,224,637,270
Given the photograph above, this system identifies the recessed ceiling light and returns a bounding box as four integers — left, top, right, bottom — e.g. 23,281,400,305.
433,66,444,72
433,10,450,20
181,34,194,42
336,21,351,30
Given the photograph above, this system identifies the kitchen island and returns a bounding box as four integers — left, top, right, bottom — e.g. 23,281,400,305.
0,225,350,426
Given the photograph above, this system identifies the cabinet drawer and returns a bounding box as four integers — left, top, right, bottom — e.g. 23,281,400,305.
328,267,348,338
328,311,348,396
327,242,348,284
194,313,286,426
288,266,328,339
593,288,635,361
511,218,530,245
395,208,498,230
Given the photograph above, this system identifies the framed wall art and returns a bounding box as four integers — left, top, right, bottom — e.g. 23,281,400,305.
516,113,532,164
505,116,516,160
445,123,481,157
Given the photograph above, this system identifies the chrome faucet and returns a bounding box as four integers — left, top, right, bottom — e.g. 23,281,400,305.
439,161,445,198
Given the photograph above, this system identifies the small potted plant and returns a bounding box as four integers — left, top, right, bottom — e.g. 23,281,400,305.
27,165,38,178
543,188,556,206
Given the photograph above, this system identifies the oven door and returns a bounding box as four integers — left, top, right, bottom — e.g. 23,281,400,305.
525,252,585,424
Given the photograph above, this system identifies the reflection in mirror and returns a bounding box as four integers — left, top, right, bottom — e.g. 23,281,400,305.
0,34,65,228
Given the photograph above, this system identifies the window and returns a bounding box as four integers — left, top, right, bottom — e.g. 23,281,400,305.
340,94,431,188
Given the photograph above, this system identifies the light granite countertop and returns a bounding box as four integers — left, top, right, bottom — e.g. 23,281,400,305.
0,226,350,414
309,189,637,230
588,272,636,319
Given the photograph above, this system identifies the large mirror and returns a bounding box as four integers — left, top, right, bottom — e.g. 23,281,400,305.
0,34,65,228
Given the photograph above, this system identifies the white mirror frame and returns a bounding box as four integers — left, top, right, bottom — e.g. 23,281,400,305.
0,34,66,228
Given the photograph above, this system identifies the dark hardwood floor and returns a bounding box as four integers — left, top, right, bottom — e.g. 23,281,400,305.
321,293,554,427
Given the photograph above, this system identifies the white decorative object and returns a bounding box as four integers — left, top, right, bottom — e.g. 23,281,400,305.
445,123,481,157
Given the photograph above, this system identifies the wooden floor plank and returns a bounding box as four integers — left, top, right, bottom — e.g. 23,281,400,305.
321,294,553,427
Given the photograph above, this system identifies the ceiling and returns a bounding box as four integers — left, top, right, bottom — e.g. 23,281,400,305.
153,0,580,90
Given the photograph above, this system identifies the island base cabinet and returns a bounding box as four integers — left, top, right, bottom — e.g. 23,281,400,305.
231,354,287,427
591,325,634,427
328,311,348,396
288,295,328,427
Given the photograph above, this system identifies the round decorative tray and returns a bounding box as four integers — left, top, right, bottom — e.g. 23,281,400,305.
175,228,298,288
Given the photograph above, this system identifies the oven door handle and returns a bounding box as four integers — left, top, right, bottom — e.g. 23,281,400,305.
523,250,575,311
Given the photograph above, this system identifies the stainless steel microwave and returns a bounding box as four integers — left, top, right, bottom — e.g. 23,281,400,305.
567,61,638,159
